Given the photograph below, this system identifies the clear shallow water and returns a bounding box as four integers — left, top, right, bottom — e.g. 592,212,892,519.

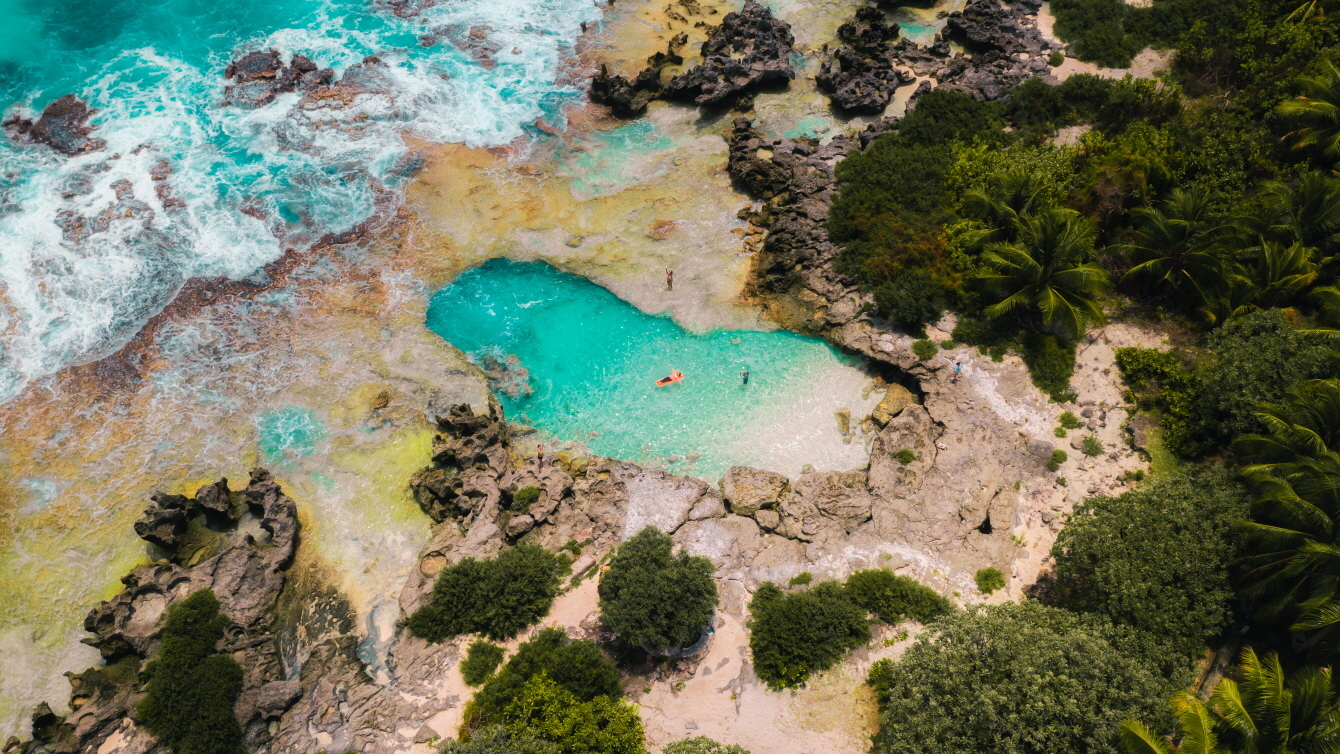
0,0,601,402
427,259,880,480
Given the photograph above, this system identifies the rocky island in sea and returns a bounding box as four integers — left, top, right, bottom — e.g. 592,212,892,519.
3,0,1338,751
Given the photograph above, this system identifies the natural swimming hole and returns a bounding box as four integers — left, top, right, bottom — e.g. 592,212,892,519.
426,259,882,480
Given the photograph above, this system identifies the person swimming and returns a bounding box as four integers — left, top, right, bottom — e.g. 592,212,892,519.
740,370,749,385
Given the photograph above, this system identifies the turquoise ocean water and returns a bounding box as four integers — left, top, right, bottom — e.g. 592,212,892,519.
0,0,600,401
427,259,875,481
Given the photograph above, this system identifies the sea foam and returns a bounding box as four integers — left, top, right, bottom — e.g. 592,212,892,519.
0,0,602,403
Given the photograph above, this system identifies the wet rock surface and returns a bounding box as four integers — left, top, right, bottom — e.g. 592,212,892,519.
3,95,107,156
221,49,334,108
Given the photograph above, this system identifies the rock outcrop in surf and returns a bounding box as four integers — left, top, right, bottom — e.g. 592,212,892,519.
2,95,106,157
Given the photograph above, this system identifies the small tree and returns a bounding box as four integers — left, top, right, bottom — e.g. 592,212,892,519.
748,581,870,689
461,640,507,687
663,737,750,754
409,543,566,643
598,527,718,651
845,569,951,624
136,590,245,754
501,674,645,754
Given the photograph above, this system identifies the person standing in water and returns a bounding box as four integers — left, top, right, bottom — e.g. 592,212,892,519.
740,370,750,385
666,267,674,290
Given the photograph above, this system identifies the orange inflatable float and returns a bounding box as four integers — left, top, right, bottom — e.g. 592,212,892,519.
655,369,684,387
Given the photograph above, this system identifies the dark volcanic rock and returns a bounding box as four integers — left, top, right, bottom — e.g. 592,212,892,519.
944,0,1048,55
3,95,106,156
409,397,510,523
595,0,797,115
816,7,913,113
222,49,334,108
663,0,798,106
132,493,192,551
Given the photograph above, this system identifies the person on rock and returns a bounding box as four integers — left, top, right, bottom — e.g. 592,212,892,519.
666,267,674,290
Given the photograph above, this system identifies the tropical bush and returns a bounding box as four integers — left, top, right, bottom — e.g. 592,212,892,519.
911,339,937,361
408,543,567,643
441,725,559,754
1121,649,1340,754
463,628,622,732
1037,470,1249,657
136,590,245,754
513,486,541,511
747,581,870,689
499,674,644,754
662,737,750,754
461,640,507,687
868,602,1176,754
845,569,952,624
973,567,1005,595
598,526,718,651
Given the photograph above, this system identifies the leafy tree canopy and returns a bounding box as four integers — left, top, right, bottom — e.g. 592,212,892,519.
409,542,568,643
598,527,718,651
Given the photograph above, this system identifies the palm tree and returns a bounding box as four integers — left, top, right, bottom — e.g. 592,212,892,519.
1238,173,1340,267
1235,380,1340,655
1118,188,1234,304
1279,61,1340,157
1238,239,1320,313
1121,649,1340,754
976,207,1111,339
960,167,1054,246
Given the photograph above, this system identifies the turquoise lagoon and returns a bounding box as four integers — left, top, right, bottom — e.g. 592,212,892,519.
427,260,881,480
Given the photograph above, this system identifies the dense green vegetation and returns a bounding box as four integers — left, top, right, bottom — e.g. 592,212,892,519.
136,590,245,754
1037,470,1249,657
409,543,567,643
748,570,949,689
662,737,750,754
598,527,718,651
499,674,644,754
973,567,1005,595
868,602,1177,754
747,581,870,689
845,568,952,624
461,640,507,687
462,628,623,733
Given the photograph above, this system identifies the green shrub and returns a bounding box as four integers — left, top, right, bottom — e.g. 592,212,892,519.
408,543,566,643
464,628,622,731
747,581,871,689
1047,449,1069,472
892,449,917,465
1057,475,1068,486
868,602,1176,754
461,640,507,687
136,590,245,754
1185,309,1336,455
1081,434,1103,456
1048,50,1065,67
558,538,583,557
1058,411,1082,429
845,569,951,624
1036,470,1249,658
598,527,717,651
1054,426,1068,437
441,725,559,754
911,339,937,361
662,738,749,754
974,567,1005,595
788,572,813,587
875,270,954,337
513,486,541,511
500,673,644,754
829,90,1008,296
1021,332,1076,402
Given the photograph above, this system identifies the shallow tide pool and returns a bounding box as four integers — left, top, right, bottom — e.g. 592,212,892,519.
427,259,881,481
